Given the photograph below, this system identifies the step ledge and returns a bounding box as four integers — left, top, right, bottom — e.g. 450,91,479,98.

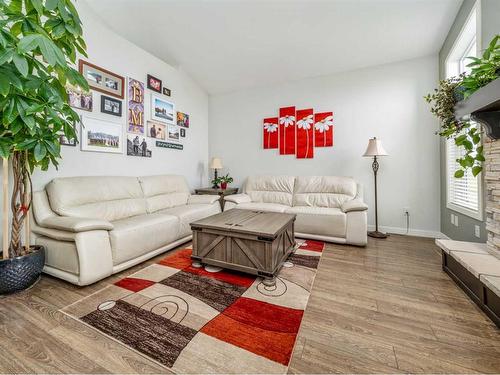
436,239,500,279
435,239,488,254
480,275,500,297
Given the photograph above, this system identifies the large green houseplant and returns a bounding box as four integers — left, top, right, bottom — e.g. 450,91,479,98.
425,35,500,178
0,0,87,293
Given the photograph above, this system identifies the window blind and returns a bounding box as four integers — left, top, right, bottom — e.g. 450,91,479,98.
447,137,479,212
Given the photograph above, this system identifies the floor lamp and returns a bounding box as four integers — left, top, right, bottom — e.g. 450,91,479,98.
363,137,388,239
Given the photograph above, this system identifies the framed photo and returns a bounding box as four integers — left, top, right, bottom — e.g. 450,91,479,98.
151,94,175,123
163,87,171,96
147,120,166,140
79,60,125,99
176,111,189,128
67,85,92,111
168,125,180,141
101,95,122,117
180,128,186,138
127,134,152,157
58,119,79,146
147,74,162,93
128,78,145,134
81,117,123,154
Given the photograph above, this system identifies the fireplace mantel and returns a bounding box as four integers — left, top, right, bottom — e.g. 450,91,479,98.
455,78,500,139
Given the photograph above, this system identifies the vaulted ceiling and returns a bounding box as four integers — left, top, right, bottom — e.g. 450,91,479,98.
84,0,463,94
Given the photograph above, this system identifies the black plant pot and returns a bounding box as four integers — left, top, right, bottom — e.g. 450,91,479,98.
0,245,45,294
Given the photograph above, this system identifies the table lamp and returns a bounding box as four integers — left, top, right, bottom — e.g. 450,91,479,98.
363,137,388,239
210,157,223,188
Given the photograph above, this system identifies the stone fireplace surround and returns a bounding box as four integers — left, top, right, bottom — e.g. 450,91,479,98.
485,137,500,260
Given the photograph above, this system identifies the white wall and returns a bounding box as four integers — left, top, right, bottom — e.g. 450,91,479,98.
0,1,209,247
29,1,209,191
209,56,441,235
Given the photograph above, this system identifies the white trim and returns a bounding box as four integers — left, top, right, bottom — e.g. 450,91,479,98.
447,201,483,221
444,1,479,75
444,2,483,221
368,225,445,239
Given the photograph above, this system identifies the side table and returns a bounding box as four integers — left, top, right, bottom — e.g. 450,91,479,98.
194,187,239,211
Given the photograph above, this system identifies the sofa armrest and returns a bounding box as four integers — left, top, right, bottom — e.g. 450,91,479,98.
39,216,114,232
224,194,252,204
341,199,368,213
188,194,220,205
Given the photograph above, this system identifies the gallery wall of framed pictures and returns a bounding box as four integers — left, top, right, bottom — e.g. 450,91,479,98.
65,59,190,155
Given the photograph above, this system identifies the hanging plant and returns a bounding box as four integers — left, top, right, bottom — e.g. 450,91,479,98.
425,34,500,178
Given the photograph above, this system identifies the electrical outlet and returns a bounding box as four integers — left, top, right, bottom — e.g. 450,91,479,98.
450,213,454,225
475,225,480,238
454,215,459,227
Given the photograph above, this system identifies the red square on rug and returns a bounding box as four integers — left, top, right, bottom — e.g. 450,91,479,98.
201,299,299,365
223,297,303,333
300,240,325,252
114,277,155,292
158,249,192,269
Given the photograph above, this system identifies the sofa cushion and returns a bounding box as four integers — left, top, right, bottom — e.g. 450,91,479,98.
236,202,290,213
286,206,346,238
160,203,221,238
110,213,179,265
46,176,146,221
244,175,295,206
293,176,357,208
139,175,190,213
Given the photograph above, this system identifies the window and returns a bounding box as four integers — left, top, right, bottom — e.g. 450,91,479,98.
445,6,483,220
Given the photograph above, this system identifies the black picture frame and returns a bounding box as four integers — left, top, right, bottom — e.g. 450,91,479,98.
163,87,171,96
147,74,162,93
100,95,122,117
180,128,186,137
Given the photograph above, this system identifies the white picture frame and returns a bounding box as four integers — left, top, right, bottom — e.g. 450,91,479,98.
80,116,123,154
151,94,175,124
168,124,180,142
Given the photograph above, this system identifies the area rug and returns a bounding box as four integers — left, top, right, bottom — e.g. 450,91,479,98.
61,239,325,374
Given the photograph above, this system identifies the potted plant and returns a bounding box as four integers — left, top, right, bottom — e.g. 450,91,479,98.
219,174,233,190
0,0,88,294
425,34,500,178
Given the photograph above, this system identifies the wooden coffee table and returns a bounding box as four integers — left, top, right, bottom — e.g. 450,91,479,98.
190,209,296,285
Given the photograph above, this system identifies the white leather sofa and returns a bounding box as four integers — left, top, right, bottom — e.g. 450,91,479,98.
224,175,368,246
30,175,220,285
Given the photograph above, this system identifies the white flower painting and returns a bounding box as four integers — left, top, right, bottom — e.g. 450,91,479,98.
263,119,279,149
314,115,333,133
297,113,314,158
279,115,295,127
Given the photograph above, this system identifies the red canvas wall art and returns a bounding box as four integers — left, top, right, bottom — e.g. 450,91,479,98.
279,106,296,155
264,107,333,159
314,112,333,147
263,117,279,149
296,108,314,159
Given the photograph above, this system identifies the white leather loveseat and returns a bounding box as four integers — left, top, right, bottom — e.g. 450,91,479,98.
224,175,368,246
31,175,220,285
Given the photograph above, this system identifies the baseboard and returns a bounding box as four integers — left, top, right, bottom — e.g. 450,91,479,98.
368,225,445,239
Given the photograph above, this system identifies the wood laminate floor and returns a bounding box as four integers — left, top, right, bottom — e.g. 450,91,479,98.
0,235,499,374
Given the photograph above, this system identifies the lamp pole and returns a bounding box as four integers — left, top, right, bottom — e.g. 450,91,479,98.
363,137,388,239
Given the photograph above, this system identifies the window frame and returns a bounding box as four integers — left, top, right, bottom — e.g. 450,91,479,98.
444,3,483,221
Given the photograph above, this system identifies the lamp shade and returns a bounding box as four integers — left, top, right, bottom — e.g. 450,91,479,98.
210,157,223,169
363,137,388,157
